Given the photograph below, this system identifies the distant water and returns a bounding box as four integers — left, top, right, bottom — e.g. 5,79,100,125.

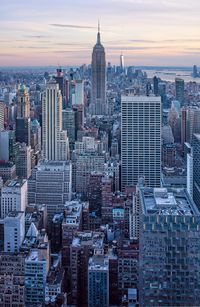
143,69,200,83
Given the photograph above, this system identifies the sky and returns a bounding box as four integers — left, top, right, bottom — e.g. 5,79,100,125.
1,0,200,66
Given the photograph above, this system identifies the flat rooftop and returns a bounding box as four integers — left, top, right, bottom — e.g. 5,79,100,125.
140,188,199,216
72,231,104,248
4,179,26,188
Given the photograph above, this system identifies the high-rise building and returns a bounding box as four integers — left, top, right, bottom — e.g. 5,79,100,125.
0,101,4,131
120,54,125,73
121,95,161,190
28,160,72,217
193,133,200,208
193,65,198,78
88,251,109,307
16,85,31,146
70,231,104,306
139,187,200,306
62,109,76,150
4,211,25,253
73,79,84,105
175,78,185,106
42,80,69,160
153,76,159,95
1,179,27,219
91,23,107,115
16,143,32,179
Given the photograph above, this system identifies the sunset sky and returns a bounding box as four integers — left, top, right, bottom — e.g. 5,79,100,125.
1,0,200,66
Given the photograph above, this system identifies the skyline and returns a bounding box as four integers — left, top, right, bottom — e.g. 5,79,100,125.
1,0,200,66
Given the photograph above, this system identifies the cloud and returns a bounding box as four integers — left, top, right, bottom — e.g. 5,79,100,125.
50,24,96,30
24,35,50,39
0,53,20,57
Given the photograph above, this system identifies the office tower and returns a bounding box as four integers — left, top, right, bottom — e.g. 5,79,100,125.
42,80,69,160
88,251,109,307
91,23,107,115
54,67,66,107
62,109,76,150
193,65,198,78
16,143,32,179
0,253,25,306
4,211,25,252
73,104,84,137
73,79,84,105
75,152,105,194
121,95,161,190
16,85,30,146
16,118,31,146
153,76,159,95
187,151,193,198
0,130,17,162
162,144,176,167
0,161,16,183
28,160,72,217
139,187,200,307
175,78,184,106
0,101,4,131
88,171,103,215
62,201,83,267
1,179,27,219
25,246,50,305
31,119,41,154
17,85,30,118
51,213,63,253
120,54,125,73
193,134,200,208
70,231,104,306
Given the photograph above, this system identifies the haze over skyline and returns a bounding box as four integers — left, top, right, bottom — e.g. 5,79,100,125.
1,0,200,66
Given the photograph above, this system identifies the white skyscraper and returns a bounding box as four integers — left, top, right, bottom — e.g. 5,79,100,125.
42,80,69,160
4,211,25,252
121,95,161,190
1,180,27,219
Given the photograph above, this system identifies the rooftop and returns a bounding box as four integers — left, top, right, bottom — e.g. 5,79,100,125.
140,187,199,216
88,254,109,271
72,231,104,248
4,179,26,188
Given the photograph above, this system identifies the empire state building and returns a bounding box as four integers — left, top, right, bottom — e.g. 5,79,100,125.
91,23,107,115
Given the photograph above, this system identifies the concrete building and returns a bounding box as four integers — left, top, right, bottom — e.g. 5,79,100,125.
4,211,25,253
0,101,4,131
139,187,200,306
62,109,76,150
0,161,16,183
28,160,72,217
75,153,105,194
16,143,32,179
0,252,25,306
25,247,49,305
121,95,161,190
70,231,104,306
1,179,27,219
88,250,109,307
62,201,83,267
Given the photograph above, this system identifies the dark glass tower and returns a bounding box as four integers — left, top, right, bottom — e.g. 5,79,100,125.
91,22,107,115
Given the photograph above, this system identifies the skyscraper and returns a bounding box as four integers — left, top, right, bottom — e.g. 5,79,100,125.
120,54,125,73
42,80,69,160
175,78,185,106
121,95,161,190
0,101,4,131
91,22,107,115
16,85,31,146
139,187,200,306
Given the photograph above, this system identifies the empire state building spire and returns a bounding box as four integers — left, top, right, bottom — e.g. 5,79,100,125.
97,20,101,44
90,22,107,115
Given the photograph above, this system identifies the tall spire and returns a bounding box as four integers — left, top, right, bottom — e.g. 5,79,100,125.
97,20,101,44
